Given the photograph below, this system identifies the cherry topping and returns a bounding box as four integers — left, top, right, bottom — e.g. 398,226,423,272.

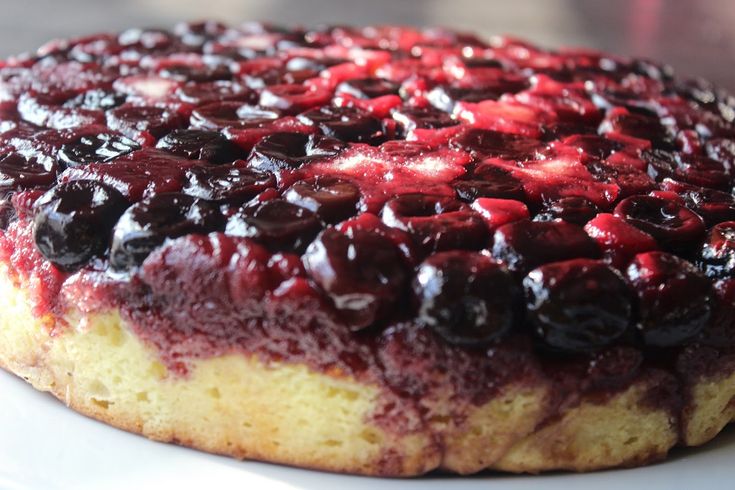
247,132,344,173
225,199,322,252
283,176,361,223
626,252,712,347
182,165,275,204
57,132,140,168
155,129,243,163
381,194,488,254
412,251,518,346
698,221,735,280
297,106,386,145
524,259,632,352
613,195,705,253
492,220,599,274
303,227,407,329
110,193,225,269
33,180,128,270
336,77,400,99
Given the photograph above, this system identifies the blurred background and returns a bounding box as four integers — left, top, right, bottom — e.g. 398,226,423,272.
1,0,733,90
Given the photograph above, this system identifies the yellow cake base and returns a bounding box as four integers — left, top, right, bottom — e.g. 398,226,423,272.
1,269,733,476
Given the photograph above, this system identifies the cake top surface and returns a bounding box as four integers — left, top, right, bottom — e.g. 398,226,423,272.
0,22,734,355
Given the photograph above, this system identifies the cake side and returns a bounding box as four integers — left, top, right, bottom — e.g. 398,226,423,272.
3,263,734,476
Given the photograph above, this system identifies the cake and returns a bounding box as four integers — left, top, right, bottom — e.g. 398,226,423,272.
1,21,734,476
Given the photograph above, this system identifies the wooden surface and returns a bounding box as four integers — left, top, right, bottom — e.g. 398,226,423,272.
1,0,732,90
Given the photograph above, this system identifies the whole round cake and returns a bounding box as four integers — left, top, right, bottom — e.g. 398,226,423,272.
1,21,734,476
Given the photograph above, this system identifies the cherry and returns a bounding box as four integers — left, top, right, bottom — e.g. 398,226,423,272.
57,132,139,168
492,220,599,274
524,259,632,352
175,80,252,106
64,88,127,111
33,180,128,270
660,179,735,227
302,227,407,329
336,77,400,99
297,106,386,145
613,195,705,253
626,252,712,347
190,102,280,130
535,197,599,225
155,129,243,163
0,152,57,192
412,251,518,346
183,165,275,204
599,108,671,145
247,132,344,173
584,213,658,269
225,199,322,252
428,82,527,112
453,162,526,202
110,193,225,269
449,128,541,160
283,176,361,223
391,106,458,134
645,149,731,191
697,221,735,280
106,105,185,139
259,84,332,114
381,194,488,254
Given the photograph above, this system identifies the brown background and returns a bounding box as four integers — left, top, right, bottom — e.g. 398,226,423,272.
1,0,733,90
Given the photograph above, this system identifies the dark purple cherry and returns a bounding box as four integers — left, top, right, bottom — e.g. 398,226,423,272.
626,252,712,347
428,81,528,112
450,128,541,161
155,129,243,163
247,132,344,173
661,179,735,226
0,152,57,192
563,134,624,160
110,193,225,269
336,77,400,99
297,106,386,145
492,220,599,275
225,199,322,252
535,197,599,225
391,106,458,135
453,162,526,202
58,132,140,168
303,227,407,329
613,195,705,253
33,180,128,270
259,84,332,114
0,198,15,229
190,102,280,130
412,251,518,346
697,221,735,280
64,88,127,111
176,80,252,106
106,106,185,139
599,109,671,145
524,259,632,352
644,149,731,191
182,165,275,204
381,194,488,254
283,176,361,223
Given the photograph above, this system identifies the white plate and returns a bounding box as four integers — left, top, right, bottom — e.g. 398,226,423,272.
1,369,733,490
